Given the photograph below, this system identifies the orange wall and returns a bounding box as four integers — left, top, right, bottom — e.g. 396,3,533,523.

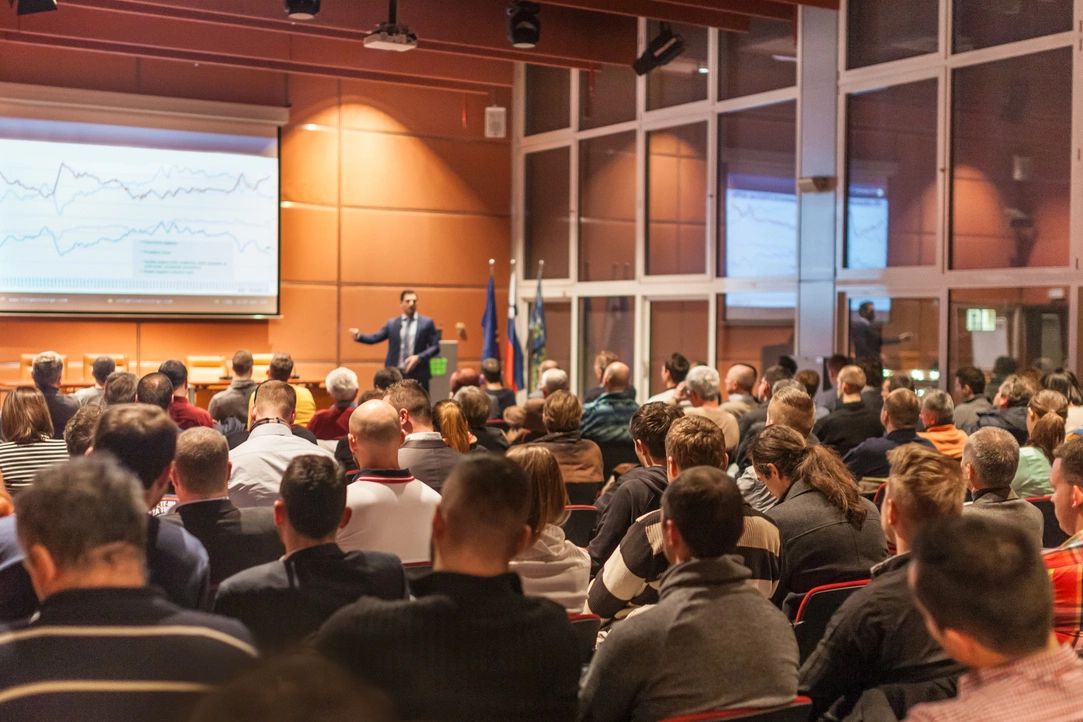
0,52,512,388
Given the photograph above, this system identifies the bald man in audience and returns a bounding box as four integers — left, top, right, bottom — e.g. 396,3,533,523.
228,381,335,508
337,400,441,564
163,427,283,588
720,363,758,420
917,390,969,460
136,372,174,412
962,427,1044,546
316,455,579,722
581,362,639,445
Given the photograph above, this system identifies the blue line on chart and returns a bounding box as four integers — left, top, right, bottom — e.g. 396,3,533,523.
0,220,273,257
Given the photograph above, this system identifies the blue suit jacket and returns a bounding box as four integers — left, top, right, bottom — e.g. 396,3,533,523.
355,314,441,385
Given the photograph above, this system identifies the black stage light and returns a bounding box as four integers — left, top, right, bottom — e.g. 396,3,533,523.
507,1,541,49
284,0,320,20
17,0,58,15
632,23,685,76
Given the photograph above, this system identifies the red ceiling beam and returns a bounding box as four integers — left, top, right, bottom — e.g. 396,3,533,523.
653,0,795,22
537,0,751,31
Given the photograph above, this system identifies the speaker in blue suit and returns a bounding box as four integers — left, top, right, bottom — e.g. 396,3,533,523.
349,289,441,392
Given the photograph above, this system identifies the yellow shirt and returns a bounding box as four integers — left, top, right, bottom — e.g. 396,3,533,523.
246,383,317,427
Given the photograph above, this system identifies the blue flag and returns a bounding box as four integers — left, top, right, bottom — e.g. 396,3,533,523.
481,273,498,362
528,268,546,388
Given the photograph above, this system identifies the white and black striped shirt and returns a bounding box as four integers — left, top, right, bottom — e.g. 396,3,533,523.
0,438,70,494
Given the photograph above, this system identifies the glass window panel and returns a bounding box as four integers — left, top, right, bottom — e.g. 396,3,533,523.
649,300,709,396
580,297,635,397
951,50,1071,270
847,0,939,69
717,102,797,278
646,21,709,110
950,287,1068,389
524,148,570,279
846,297,940,395
954,0,1072,53
579,131,637,281
716,292,795,380
845,80,938,269
647,123,707,276
718,18,797,100
579,66,636,131
524,65,570,135
528,300,571,390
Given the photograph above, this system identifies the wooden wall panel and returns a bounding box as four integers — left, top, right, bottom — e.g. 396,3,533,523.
281,126,340,206
0,320,138,382
340,79,511,140
288,76,341,128
281,205,339,283
268,283,339,362
0,44,139,93
137,59,288,106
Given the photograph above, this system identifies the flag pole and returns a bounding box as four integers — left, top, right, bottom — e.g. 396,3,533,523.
489,258,495,276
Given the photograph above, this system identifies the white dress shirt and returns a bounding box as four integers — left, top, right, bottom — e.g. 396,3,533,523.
227,422,335,508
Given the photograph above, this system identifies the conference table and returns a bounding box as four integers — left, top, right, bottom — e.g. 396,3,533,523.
0,379,333,410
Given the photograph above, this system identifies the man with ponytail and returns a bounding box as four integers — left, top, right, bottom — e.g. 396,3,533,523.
800,444,967,720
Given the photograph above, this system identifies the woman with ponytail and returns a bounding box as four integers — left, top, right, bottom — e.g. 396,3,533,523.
750,425,886,614
1012,389,1067,497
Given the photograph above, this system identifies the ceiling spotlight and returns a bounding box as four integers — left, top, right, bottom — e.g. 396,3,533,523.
633,23,685,76
284,0,319,20
16,0,58,15
507,1,541,49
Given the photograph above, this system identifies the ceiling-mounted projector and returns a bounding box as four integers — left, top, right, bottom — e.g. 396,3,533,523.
364,0,418,52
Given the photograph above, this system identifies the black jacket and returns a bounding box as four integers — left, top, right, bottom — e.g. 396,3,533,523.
972,404,1029,444
813,400,885,457
214,543,406,653
162,499,283,588
316,571,580,722
800,554,964,720
589,465,668,575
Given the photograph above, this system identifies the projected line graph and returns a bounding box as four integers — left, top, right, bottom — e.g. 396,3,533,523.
724,187,798,278
0,132,279,298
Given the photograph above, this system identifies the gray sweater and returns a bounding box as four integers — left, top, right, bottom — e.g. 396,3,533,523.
579,556,798,722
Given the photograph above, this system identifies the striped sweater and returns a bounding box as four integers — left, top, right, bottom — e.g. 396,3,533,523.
0,438,70,494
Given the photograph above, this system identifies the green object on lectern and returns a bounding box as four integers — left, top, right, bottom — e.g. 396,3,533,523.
430,357,448,376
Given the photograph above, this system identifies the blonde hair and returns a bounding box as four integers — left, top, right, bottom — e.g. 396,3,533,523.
433,400,471,453
886,444,965,522
506,445,568,537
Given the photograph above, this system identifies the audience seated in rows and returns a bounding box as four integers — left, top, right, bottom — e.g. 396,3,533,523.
164,427,283,588
814,353,849,416
92,403,210,609
208,350,258,427
521,366,570,440
30,351,78,440
646,352,690,404
962,427,1044,546
506,445,590,612
264,353,316,428
315,455,580,722
813,364,884,457
588,402,683,573
72,355,115,408
1043,369,1083,432
530,390,604,489
587,415,780,622
373,366,404,391
0,387,69,495
159,359,214,430
719,362,758,420
800,445,966,720
432,398,472,453
455,384,509,454
213,454,407,654
0,456,255,722
307,367,358,440
738,364,794,444
736,386,817,514
481,357,516,415
583,350,620,404
917,390,968,460
750,425,886,611
952,366,993,431
102,370,137,406
905,515,1083,722
581,362,639,445
844,388,935,480
971,373,1033,443
338,400,440,563
136,371,174,411
63,403,101,457
528,359,561,400
733,378,807,471
1044,438,1083,648
580,466,798,722
678,365,739,453
228,381,334,508
1013,389,1068,496
388,380,461,493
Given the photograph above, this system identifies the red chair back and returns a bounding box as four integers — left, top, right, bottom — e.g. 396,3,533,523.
661,696,813,721
568,612,601,665
792,580,869,662
561,505,599,547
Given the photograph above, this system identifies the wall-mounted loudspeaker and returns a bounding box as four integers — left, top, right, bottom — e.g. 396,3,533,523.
485,106,507,139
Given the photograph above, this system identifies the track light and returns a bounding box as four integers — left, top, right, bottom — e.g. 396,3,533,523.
16,0,58,15
284,0,319,20
633,23,685,76
507,1,541,49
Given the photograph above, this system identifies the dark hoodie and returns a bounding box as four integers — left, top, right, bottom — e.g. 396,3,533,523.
971,404,1028,444
587,465,668,575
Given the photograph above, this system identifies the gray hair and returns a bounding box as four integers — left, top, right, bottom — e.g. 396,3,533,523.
772,378,804,397
922,390,955,426
964,427,1020,489
325,367,359,403
998,375,1034,406
32,350,64,388
541,367,569,394
15,455,147,569
686,365,720,401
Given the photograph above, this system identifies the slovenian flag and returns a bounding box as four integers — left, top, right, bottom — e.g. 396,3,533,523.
505,265,525,392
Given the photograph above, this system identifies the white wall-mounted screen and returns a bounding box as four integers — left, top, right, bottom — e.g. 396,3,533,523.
0,117,279,316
